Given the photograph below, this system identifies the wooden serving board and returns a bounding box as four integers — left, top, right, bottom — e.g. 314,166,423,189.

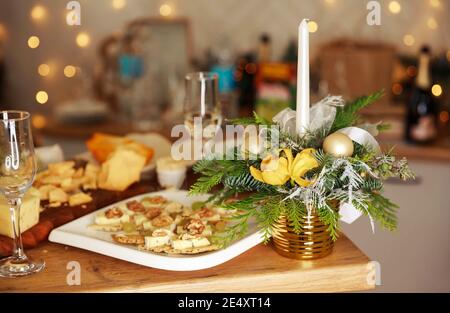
0,178,161,257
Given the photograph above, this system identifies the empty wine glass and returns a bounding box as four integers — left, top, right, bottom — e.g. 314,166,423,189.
183,72,222,159
0,111,45,277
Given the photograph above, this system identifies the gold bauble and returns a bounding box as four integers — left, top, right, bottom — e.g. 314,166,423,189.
323,133,354,157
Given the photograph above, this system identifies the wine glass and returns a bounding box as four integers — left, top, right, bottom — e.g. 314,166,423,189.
183,72,222,159
0,111,45,277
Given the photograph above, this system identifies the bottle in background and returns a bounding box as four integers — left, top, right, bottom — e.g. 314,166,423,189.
405,45,438,144
211,36,238,118
258,33,272,63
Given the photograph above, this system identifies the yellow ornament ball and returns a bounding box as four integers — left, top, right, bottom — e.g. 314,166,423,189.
323,133,354,157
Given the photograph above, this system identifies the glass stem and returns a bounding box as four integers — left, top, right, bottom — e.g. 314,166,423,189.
8,197,26,261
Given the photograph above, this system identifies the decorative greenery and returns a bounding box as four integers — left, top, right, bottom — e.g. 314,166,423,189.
330,90,384,132
190,91,414,247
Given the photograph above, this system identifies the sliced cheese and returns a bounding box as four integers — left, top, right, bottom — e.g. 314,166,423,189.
69,192,92,206
0,188,40,238
144,229,172,249
98,149,146,191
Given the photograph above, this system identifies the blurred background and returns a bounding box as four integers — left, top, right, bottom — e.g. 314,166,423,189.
0,0,449,292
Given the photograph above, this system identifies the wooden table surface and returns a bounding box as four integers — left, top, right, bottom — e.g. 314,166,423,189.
0,234,374,293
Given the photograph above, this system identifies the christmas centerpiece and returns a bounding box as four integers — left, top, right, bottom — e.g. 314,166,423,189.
190,19,414,259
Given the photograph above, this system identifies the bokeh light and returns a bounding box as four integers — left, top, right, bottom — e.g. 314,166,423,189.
159,4,172,17
38,64,50,77
308,21,318,33
112,0,126,10
392,83,403,95
406,66,417,77
27,36,40,49
36,91,48,104
0,23,7,41
32,114,47,129
76,32,90,48
388,1,401,14
31,5,47,21
431,84,443,97
430,0,441,8
403,34,415,47
439,111,449,123
64,65,77,78
427,17,438,30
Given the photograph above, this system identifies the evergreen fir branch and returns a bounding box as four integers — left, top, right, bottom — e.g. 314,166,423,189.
223,172,268,192
362,177,384,191
190,158,249,195
316,204,340,240
253,195,283,243
331,90,384,132
228,111,272,126
284,199,307,234
212,212,252,247
189,172,224,194
377,122,391,133
365,192,399,231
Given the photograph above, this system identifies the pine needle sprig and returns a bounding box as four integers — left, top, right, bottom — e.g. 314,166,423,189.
331,90,384,132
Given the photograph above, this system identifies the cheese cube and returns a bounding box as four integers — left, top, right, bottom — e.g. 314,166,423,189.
133,214,148,226
0,188,40,238
49,188,68,203
69,192,92,206
192,237,210,248
172,239,193,250
144,231,172,249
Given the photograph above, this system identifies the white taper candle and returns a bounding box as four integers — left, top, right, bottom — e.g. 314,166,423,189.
296,19,310,136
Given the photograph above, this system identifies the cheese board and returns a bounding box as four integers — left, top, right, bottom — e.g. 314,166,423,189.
49,190,264,271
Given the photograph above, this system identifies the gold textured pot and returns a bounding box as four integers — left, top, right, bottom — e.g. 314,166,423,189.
272,212,334,260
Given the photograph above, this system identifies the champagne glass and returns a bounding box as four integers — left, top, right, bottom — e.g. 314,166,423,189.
0,111,45,277
183,72,222,159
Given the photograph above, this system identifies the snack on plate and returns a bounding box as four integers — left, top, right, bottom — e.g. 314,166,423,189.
98,149,146,191
34,161,95,207
86,133,154,164
89,195,233,255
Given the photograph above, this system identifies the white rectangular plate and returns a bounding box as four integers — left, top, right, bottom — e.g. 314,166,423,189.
49,190,264,271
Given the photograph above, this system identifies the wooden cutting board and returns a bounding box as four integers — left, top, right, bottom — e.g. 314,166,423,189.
0,177,161,257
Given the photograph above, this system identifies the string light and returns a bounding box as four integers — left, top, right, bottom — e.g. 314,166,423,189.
388,1,401,14
64,65,77,78
38,64,50,77
431,84,443,97
76,32,90,48
403,34,415,47
112,0,126,10
36,91,48,104
159,4,172,17
31,5,47,21
308,21,318,33
27,36,40,49
427,17,438,30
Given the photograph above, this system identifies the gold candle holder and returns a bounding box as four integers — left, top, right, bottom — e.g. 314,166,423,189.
272,212,334,260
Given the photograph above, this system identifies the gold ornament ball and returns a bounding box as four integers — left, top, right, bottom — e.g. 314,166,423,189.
323,133,354,157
